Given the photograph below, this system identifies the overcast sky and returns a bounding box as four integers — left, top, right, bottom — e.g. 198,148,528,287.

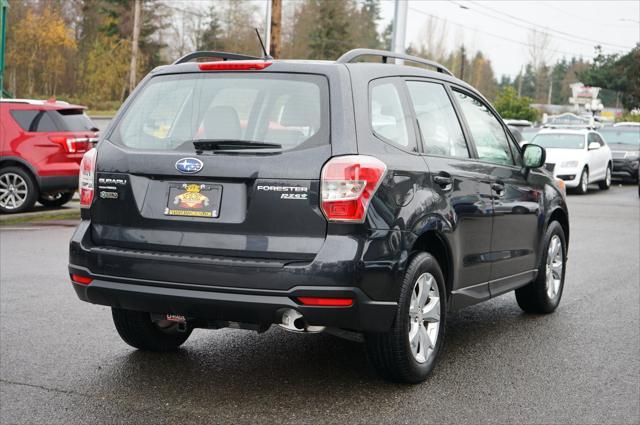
377,0,640,78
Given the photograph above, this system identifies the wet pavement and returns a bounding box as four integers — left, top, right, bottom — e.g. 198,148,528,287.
1,185,638,424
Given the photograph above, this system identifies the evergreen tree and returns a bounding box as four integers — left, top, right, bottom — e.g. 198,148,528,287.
307,0,354,59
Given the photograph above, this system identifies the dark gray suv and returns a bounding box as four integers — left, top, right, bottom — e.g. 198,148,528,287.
69,49,569,383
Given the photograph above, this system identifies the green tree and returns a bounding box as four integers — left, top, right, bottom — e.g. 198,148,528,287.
493,86,539,122
579,45,640,110
549,59,568,104
196,8,224,51
350,0,383,49
307,0,354,59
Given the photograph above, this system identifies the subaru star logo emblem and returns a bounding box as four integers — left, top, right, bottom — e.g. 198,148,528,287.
175,158,203,174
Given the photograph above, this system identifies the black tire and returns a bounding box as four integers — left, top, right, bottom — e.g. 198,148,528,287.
111,308,192,352
515,221,567,314
574,167,589,194
365,252,446,383
38,191,75,208
598,165,611,190
0,166,38,214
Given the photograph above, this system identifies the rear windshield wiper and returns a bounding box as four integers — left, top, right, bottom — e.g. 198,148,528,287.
192,139,282,151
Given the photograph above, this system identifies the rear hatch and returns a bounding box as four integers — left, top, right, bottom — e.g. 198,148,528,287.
91,71,331,264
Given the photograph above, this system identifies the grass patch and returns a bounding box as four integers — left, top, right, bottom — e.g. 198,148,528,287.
0,210,80,226
86,110,118,117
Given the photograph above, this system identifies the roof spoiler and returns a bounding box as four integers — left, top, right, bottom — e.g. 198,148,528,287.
173,51,261,65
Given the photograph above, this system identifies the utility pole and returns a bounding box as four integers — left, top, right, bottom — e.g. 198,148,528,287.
0,0,8,98
459,45,465,80
517,66,523,97
264,0,272,54
269,0,281,59
391,0,407,63
547,78,553,105
129,0,142,94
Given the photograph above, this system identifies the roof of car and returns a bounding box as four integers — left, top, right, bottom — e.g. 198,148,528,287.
537,128,592,135
152,49,467,87
0,98,86,110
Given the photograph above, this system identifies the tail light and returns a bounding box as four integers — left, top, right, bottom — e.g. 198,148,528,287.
297,297,353,307
70,274,93,285
49,136,93,153
79,148,97,208
320,155,387,222
198,61,272,71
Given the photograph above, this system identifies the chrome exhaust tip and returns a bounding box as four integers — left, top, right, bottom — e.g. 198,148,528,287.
278,309,325,333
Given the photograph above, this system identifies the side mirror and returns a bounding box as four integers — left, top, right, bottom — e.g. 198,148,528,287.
522,144,546,169
588,142,600,150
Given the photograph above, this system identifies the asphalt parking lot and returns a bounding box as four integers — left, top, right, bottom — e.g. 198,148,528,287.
1,185,638,424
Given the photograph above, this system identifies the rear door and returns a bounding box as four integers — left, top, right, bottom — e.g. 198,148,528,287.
92,72,332,261
451,89,543,297
404,79,494,306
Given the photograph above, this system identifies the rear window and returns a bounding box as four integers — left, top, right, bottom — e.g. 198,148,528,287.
10,109,94,132
110,73,330,152
54,109,96,132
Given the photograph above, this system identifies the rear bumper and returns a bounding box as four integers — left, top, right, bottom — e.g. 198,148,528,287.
70,277,396,332
69,220,404,332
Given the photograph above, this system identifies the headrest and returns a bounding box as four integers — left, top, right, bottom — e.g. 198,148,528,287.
202,105,241,139
280,95,320,128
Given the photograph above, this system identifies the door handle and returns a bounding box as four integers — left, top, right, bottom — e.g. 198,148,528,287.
433,174,452,188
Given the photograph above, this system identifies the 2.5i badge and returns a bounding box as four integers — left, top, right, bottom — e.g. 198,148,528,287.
164,183,221,218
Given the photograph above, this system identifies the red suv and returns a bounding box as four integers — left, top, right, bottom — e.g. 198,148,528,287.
0,99,98,213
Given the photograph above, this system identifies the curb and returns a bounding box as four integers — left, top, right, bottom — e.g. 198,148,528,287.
0,203,80,225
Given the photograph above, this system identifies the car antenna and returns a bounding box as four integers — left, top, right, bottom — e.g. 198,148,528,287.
255,28,273,60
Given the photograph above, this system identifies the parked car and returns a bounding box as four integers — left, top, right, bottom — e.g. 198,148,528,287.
531,128,612,194
69,49,569,383
520,127,540,145
0,99,99,213
598,126,640,182
504,119,533,129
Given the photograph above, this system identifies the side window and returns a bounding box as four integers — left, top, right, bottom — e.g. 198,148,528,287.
9,110,59,132
36,112,59,132
10,110,39,131
406,81,469,158
454,90,514,166
593,133,605,146
507,134,523,166
370,80,413,150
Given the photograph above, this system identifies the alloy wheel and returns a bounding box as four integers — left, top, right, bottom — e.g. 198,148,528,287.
545,235,563,299
606,167,611,187
0,173,29,210
581,170,588,193
408,273,440,364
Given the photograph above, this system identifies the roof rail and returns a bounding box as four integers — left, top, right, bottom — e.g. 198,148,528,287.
336,48,454,76
173,51,261,65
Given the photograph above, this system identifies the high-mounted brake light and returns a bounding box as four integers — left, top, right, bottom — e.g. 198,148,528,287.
320,155,387,223
297,297,354,307
79,148,97,208
198,61,272,71
70,274,93,285
49,136,92,153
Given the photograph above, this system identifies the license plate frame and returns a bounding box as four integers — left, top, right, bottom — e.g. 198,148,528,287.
164,183,222,218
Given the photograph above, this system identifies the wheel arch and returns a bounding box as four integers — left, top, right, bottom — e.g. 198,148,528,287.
548,207,570,248
0,157,40,187
409,229,454,300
